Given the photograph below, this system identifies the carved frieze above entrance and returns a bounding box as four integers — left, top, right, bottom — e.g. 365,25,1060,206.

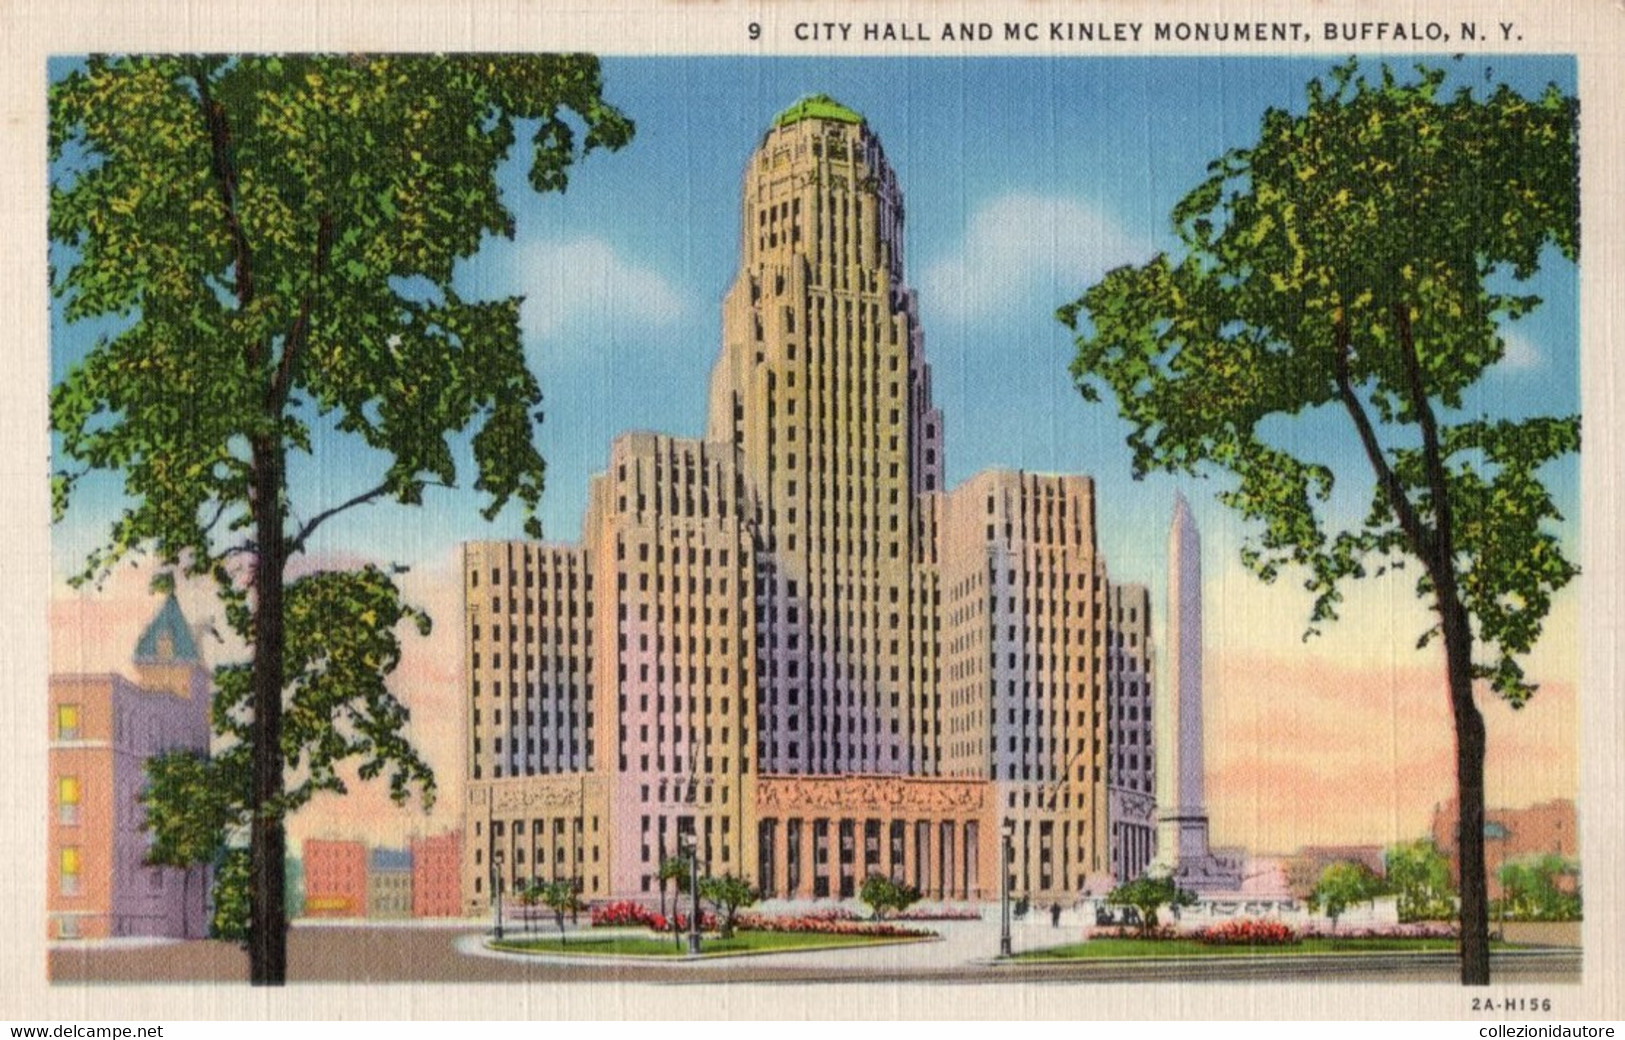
757,774,987,815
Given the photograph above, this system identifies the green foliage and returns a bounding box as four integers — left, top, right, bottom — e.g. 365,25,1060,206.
659,855,691,894
211,847,252,943
1497,855,1581,922
535,878,586,942
210,565,437,815
1060,60,1578,701
285,857,304,918
1386,840,1458,922
859,873,923,920
1308,861,1389,930
50,53,632,982
141,749,232,938
142,750,232,873
699,873,760,937
1106,875,1197,937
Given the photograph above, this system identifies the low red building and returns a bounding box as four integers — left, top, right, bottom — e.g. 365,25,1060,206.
303,838,368,918
1430,798,1578,898
410,830,463,917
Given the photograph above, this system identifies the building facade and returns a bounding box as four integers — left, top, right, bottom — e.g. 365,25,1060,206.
367,848,414,919
1106,583,1156,883
463,96,1153,909
410,830,463,917
303,838,368,918
47,594,213,940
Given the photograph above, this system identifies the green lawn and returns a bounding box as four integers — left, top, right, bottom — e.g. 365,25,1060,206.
492,929,931,958
1012,936,1487,961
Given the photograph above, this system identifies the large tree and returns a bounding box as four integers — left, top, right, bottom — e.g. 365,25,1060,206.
1061,61,1577,984
50,54,633,984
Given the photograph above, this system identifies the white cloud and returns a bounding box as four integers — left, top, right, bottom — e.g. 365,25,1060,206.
920,193,1154,323
510,237,688,343
1499,328,1543,370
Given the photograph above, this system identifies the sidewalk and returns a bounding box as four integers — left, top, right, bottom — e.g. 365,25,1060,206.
462,911,1083,972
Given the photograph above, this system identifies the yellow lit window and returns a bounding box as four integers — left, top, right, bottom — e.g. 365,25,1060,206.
57,705,81,741
58,776,80,825
60,847,81,895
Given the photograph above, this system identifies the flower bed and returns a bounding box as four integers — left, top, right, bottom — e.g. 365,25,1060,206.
1298,922,1458,941
587,901,717,933
894,907,982,922
735,912,931,938
1090,925,1180,941
590,901,659,928
1196,919,1300,946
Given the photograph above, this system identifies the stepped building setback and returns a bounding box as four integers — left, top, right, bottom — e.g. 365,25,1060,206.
462,96,1158,909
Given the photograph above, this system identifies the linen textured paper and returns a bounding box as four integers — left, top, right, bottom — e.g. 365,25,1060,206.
2,0,1621,1022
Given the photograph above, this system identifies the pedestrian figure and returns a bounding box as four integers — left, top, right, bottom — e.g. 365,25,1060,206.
1050,902,1061,928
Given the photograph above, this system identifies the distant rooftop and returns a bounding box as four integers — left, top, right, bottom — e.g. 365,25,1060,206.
133,593,200,664
370,848,413,871
774,94,863,129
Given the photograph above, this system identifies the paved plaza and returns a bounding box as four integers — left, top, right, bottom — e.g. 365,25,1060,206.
48,912,1581,986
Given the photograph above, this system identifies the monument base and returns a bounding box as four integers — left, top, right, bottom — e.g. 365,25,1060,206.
1152,812,1244,894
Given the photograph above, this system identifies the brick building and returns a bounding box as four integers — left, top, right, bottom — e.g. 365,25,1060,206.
302,838,367,918
410,830,463,917
47,594,213,939
1430,798,1578,898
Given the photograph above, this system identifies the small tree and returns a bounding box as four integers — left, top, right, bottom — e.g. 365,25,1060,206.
141,749,233,939
860,873,922,920
1106,876,1196,938
1498,855,1581,922
658,855,690,949
210,847,252,943
516,880,541,935
699,874,759,939
1386,840,1458,923
537,879,585,945
658,855,688,915
1309,861,1389,931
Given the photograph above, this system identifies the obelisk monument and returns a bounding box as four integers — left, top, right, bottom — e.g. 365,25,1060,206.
1153,492,1241,892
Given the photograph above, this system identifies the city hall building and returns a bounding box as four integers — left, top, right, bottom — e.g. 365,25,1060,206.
462,96,1156,910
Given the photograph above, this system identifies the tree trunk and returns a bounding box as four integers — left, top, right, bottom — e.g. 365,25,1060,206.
1442,595,1491,985
248,434,289,986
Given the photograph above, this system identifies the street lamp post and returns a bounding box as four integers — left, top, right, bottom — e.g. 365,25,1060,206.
1486,820,1511,939
491,850,504,942
999,821,1014,958
682,834,702,956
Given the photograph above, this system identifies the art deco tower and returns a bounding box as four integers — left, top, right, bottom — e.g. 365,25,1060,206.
462,95,1141,908
706,96,945,777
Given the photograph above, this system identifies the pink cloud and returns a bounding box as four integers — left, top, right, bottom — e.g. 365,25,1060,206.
1207,648,1578,853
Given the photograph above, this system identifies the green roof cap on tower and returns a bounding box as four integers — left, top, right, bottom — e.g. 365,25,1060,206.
774,94,864,129
134,592,200,664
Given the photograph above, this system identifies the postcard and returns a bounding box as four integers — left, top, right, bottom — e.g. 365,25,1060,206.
2,0,1621,1022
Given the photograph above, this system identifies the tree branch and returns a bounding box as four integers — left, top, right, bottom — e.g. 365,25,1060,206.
1331,315,1437,564
1393,301,1458,582
194,66,255,315
287,480,393,556
270,212,334,409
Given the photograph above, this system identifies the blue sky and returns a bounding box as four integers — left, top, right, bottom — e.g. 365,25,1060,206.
53,54,1580,617
48,54,1584,848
